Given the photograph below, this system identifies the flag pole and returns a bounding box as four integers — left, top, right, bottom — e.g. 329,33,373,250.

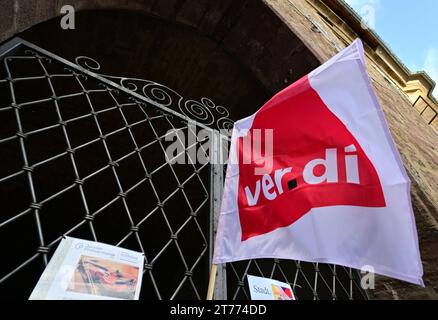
206,264,218,300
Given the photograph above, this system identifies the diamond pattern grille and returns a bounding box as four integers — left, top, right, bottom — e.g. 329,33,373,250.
0,38,368,300
227,260,368,300
0,39,212,300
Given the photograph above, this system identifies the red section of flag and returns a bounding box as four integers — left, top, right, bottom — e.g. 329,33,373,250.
237,75,386,241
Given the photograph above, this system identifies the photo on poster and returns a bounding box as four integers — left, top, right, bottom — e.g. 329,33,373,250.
271,284,294,301
67,255,140,300
29,237,144,300
247,275,295,301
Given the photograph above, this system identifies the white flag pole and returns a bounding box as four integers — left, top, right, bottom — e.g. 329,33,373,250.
206,264,218,300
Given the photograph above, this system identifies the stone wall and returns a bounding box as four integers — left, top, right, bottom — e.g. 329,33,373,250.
264,0,438,299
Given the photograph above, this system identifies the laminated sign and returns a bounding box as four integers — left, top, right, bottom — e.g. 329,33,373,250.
247,275,295,301
213,39,424,286
30,237,144,300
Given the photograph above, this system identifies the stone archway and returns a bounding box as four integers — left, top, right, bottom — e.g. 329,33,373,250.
1,1,361,301
3,0,321,113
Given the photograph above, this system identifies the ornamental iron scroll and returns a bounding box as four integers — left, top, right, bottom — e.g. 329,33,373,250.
74,56,235,133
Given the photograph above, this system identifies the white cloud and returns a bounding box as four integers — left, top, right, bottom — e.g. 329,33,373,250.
344,0,381,30
345,0,381,10
424,48,438,98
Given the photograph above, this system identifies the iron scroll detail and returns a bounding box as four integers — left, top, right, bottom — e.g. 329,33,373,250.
75,56,235,132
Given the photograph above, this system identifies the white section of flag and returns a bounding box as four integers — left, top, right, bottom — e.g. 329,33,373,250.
212,39,424,286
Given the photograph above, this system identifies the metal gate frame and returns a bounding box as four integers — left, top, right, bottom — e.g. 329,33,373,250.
0,37,228,299
0,37,368,300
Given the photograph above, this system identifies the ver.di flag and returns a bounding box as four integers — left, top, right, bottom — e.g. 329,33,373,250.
212,39,424,286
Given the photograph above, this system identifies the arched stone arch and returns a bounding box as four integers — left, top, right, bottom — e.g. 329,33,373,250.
2,0,321,118
0,0,330,301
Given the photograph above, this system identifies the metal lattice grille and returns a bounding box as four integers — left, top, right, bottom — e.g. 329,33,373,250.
0,38,215,300
227,260,368,300
0,38,368,300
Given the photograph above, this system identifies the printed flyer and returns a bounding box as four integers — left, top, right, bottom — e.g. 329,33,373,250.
29,237,144,300
247,275,295,301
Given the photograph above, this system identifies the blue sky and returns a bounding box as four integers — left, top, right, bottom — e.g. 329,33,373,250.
345,0,438,97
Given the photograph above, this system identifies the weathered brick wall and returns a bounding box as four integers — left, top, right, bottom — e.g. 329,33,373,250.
264,0,438,299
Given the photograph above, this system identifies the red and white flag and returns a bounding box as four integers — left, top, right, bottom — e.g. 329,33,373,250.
213,39,424,286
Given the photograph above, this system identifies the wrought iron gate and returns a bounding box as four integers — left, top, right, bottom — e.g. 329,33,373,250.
0,38,368,300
